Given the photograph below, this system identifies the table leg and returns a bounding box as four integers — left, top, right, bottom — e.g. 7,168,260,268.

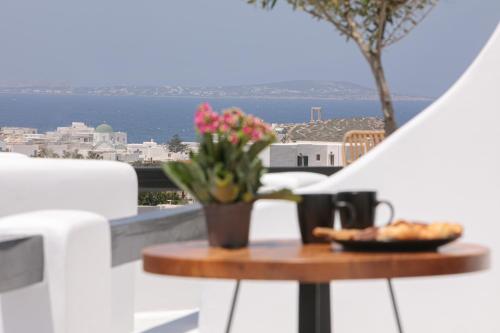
299,283,331,333
225,280,240,333
387,279,404,333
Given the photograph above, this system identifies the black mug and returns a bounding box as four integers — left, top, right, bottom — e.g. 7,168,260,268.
336,191,394,229
297,194,355,243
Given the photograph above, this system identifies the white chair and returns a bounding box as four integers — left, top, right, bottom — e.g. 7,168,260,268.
0,155,206,333
199,23,500,333
0,157,137,333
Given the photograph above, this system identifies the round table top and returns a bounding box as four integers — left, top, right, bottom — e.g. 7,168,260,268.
142,240,490,283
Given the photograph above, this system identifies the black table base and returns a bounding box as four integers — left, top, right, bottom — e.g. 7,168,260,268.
226,280,402,333
299,283,331,333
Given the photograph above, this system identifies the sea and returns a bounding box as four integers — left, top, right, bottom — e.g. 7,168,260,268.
0,94,431,143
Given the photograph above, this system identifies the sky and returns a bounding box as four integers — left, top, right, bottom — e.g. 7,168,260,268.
0,0,499,97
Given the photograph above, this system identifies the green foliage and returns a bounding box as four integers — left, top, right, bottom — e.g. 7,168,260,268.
167,134,189,153
131,160,163,167
247,0,437,135
87,151,103,160
249,0,437,51
62,149,84,159
34,148,95,160
33,147,59,158
138,191,188,206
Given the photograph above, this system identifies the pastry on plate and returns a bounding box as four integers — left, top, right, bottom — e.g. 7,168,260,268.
313,220,463,242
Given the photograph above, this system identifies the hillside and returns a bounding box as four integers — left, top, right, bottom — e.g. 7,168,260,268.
0,80,430,101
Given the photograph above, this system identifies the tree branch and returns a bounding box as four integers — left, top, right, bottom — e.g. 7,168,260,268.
383,0,437,48
343,1,371,58
309,2,351,37
375,0,388,54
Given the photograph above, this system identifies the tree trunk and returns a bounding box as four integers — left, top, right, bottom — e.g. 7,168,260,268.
368,54,397,135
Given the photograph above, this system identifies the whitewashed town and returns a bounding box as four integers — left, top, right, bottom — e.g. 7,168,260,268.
0,108,384,167
0,122,195,163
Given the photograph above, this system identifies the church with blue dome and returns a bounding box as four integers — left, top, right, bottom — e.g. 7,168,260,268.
93,123,127,154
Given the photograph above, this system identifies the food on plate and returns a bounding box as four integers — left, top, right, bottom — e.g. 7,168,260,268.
313,219,463,242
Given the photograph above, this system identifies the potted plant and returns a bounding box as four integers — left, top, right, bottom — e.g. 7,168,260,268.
164,103,298,248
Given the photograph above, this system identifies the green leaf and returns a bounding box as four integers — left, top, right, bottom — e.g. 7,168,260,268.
209,171,240,203
247,139,273,161
163,161,212,204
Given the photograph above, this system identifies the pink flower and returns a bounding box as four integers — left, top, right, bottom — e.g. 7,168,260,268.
242,126,253,136
222,108,244,128
195,103,219,134
244,115,255,126
222,113,236,127
251,129,263,141
198,102,212,113
224,107,243,117
219,123,230,133
193,104,274,142
230,133,240,145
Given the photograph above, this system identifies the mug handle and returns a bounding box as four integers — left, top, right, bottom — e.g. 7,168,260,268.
377,200,394,225
335,201,357,227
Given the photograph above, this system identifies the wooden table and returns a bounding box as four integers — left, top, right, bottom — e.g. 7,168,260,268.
143,240,489,333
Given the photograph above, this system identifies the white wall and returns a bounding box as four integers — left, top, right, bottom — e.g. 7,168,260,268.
7,144,37,156
268,142,343,167
326,143,343,166
269,144,298,167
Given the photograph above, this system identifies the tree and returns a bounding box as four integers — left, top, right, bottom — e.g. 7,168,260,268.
167,134,188,153
87,151,103,160
131,160,163,167
62,149,84,159
34,147,59,158
138,191,189,206
62,150,72,159
248,0,437,135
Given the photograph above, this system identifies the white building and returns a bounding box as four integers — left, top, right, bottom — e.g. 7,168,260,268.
261,141,344,167
47,122,95,144
182,141,199,154
0,127,39,146
1,122,196,164
93,123,127,145
8,144,38,157
0,122,129,159
0,127,37,136
0,139,5,152
127,140,190,162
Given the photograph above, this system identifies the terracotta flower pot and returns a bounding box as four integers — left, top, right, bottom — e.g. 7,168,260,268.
203,202,253,249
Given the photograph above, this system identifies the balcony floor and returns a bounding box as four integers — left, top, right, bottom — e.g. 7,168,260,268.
134,309,199,333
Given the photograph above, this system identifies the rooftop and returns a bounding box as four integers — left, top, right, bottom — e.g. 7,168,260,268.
278,117,384,142
95,123,113,133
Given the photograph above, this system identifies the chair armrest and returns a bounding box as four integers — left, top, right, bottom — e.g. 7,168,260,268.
0,210,112,333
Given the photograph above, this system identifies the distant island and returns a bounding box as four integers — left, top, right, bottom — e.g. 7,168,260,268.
0,80,431,101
